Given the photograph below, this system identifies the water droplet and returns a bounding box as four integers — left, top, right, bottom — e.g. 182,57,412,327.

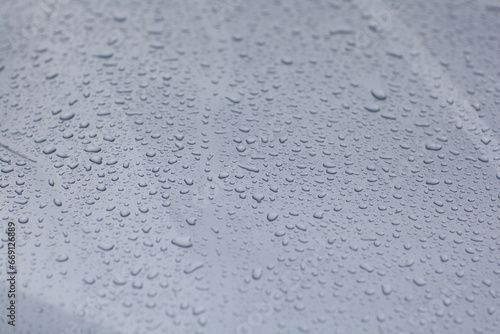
171,236,193,248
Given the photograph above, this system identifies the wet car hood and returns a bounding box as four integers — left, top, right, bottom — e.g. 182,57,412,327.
1,0,500,333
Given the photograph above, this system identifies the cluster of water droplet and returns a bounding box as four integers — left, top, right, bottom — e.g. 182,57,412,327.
1,0,500,333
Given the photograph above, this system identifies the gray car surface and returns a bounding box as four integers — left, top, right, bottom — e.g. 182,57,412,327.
1,0,500,333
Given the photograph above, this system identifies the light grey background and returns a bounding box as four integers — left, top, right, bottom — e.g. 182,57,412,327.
1,0,500,333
